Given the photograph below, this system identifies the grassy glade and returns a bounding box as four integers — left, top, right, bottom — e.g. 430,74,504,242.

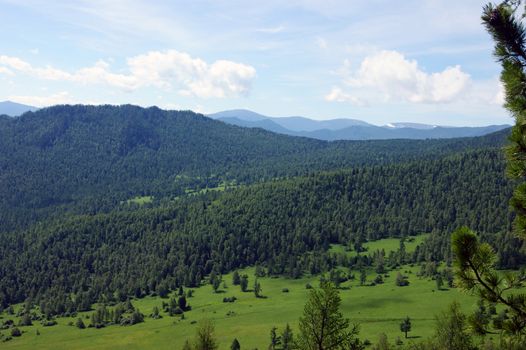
0,235,498,350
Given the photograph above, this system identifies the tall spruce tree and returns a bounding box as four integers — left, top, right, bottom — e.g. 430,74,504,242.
452,1,526,343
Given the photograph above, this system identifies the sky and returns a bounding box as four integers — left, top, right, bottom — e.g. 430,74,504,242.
0,0,513,126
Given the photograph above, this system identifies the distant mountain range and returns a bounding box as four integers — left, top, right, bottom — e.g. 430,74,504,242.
0,101,38,116
208,109,510,140
1,102,510,141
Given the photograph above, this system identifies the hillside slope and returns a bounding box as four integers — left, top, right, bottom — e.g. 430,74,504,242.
0,147,516,309
0,104,508,231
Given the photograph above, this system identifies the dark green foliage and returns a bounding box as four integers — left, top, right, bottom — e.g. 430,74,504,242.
399,317,411,338
482,2,526,241
76,317,85,329
18,313,32,326
452,227,526,336
157,282,169,298
41,320,57,327
166,297,184,316
150,306,161,319
0,118,518,313
297,282,362,350
231,338,240,350
435,275,444,290
359,269,367,286
194,319,218,350
232,271,241,285
254,280,262,298
11,327,21,337
395,273,409,287
178,296,188,311
281,324,294,350
433,302,474,350
269,326,281,350
0,105,509,232
240,275,249,293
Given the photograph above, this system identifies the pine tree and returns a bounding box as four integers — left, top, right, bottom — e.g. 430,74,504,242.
76,317,86,329
281,323,294,350
269,326,281,350
232,271,241,285
231,338,241,350
194,319,218,350
399,317,411,339
297,282,361,350
254,279,262,298
459,6,526,338
240,275,249,292
359,269,366,286
433,302,474,350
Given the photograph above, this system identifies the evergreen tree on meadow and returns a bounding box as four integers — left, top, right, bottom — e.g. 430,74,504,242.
240,275,249,292
76,317,86,329
231,338,241,350
359,269,366,286
194,319,218,350
254,279,262,298
399,317,411,339
297,282,362,350
281,323,294,350
232,271,241,285
269,326,281,350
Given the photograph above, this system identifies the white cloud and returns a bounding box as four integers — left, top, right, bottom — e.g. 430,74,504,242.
324,87,366,106
8,91,74,107
327,50,472,105
0,67,14,75
126,51,256,98
0,50,257,98
349,50,470,103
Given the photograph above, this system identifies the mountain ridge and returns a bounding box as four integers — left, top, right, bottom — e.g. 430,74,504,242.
0,104,509,232
208,109,509,140
0,100,38,116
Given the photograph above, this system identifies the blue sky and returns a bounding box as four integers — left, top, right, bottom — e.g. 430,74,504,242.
0,0,512,126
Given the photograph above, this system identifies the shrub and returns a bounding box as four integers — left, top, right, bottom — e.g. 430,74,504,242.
282,288,289,293
11,328,21,337
19,314,32,326
395,272,410,287
76,318,86,329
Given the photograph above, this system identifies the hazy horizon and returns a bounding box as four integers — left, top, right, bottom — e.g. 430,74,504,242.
0,0,512,127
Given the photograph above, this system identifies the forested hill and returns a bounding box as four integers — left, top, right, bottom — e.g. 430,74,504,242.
0,104,510,232
0,147,516,311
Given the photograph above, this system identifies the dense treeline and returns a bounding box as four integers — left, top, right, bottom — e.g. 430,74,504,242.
0,147,517,313
0,104,509,231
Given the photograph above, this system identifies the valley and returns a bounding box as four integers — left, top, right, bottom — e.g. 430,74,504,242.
1,236,509,350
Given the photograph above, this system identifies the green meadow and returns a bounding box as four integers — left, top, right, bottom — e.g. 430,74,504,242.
0,235,508,349
329,234,429,257
126,196,154,205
